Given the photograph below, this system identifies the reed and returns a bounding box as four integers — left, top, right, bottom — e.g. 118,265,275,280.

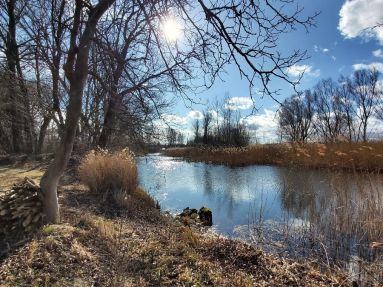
78,148,138,205
245,169,383,285
164,141,383,171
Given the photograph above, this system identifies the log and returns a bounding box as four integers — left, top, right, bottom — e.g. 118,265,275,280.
0,177,43,236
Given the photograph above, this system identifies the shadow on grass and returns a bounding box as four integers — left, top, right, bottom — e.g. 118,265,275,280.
61,186,162,224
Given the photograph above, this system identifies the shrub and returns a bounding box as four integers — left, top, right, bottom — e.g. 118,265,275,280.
79,148,138,204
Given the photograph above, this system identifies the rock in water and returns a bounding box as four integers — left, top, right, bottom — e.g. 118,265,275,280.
180,207,198,218
199,207,212,226
177,206,213,226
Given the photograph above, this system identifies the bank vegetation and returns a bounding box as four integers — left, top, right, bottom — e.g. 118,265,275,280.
0,152,352,287
164,141,383,171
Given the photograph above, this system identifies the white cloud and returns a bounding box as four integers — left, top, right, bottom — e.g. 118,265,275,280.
331,56,337,61
314,45,330,53
352,62,383,72
187,110,204,120
161,114,188,126
207,110,224,124
373,49,383,58
339,0,383,44
241,109,278,143
225,97,253,110
286,64,320,78
286,64,310,77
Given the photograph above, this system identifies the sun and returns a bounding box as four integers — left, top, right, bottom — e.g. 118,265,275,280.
161,17,183,43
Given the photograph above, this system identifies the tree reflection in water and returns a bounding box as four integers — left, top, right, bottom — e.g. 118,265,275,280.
138,154,383,283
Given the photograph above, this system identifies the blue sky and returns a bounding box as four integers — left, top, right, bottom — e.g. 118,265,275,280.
159,0,383,142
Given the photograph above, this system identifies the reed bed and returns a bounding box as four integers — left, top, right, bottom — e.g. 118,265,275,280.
241,169,383,286
164,141,383,171
79,148,138,195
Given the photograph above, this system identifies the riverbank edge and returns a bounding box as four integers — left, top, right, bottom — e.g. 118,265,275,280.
0,165,349,286
163,142,383,172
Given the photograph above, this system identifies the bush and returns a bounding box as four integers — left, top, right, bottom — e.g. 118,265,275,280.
79,148,138,204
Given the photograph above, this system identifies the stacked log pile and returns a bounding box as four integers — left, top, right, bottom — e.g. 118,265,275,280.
0,177,43,235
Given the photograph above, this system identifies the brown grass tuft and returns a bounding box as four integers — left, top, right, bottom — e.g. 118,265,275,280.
78,148,138,205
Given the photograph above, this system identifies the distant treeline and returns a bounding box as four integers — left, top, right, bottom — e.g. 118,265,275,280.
191,113,250,147
166,68,383,148
278,69,383,143
191,98,250,146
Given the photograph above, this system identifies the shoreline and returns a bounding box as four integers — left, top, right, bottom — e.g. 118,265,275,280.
163,142,383,172
0,165,353,286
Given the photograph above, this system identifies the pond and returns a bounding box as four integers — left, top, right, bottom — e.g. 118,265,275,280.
138,153,383,270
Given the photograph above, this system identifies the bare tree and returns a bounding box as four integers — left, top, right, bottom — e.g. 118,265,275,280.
202,109,212,144
349,69,380,142
193,119,200,143
166,127,177,146
278,90,313,143
195,98,249,146
312,78,346,142
337,76,356,142
20,0,72,152
0,0,36,153
2,0,317,223
375,87,383,123
39,0,116,223
177,132,184,145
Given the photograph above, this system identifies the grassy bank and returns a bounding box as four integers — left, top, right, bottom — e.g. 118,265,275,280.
0,165,350,286
164,141,383,171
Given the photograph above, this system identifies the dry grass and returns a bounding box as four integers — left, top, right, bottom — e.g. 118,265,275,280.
0,155,371,286
0,163,351,286
78,148,138,205
0,167,43,191
0,200,349,287
164,141,383,171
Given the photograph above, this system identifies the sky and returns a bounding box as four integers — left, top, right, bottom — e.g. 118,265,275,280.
159,0,383,143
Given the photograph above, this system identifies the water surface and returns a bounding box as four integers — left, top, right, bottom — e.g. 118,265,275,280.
138,153,383,266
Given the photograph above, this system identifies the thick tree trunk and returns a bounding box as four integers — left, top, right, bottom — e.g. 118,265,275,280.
5,0,22,153
40,82,83,223
40,0,115,223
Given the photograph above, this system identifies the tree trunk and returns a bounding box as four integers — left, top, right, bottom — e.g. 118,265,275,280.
363,121,367,142
98,66,123,148
40,82,84,223
40,0,115,223
98,96,117,148
16,60,36,154
36,116,51,154
8,75,22,153
5,0,22,153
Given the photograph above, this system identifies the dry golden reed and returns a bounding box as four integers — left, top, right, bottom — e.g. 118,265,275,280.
164,141,383,171
79,148,138,201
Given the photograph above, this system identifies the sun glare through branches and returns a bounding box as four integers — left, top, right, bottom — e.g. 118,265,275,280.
161,16,183,42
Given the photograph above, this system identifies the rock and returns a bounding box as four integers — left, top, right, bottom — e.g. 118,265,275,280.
198,207,213,226
177,206,213,227
179,207,198,218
